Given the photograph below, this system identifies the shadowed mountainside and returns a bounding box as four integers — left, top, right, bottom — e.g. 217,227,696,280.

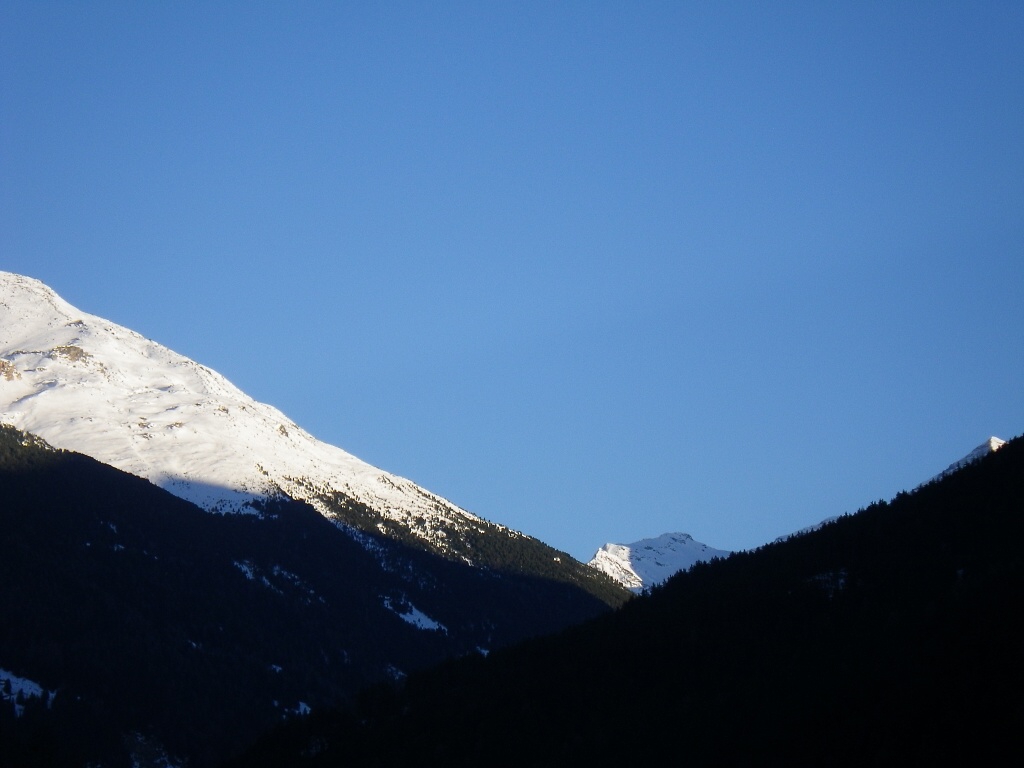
0,425,625,767
233,435,1024,767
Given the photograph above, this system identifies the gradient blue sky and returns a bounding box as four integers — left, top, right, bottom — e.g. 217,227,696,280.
2,2,1022,561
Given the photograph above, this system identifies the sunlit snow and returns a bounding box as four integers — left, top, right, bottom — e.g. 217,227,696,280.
383,596,447,633
0,272,490,553
588,532,731,591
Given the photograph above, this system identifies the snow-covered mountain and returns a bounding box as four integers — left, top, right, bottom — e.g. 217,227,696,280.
0,271,505,556
588,532,731,591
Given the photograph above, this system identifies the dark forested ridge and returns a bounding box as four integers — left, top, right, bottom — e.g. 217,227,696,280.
233,436,1024,767
0,425,625,767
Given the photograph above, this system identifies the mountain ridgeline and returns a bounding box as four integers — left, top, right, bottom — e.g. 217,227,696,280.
233,435,1024,767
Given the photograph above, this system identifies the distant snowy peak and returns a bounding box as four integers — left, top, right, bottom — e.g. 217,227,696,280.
0,271,489,550
588,532,731,592
928,437,1006,484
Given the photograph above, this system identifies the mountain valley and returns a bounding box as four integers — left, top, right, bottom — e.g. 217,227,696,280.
2,271,1019,767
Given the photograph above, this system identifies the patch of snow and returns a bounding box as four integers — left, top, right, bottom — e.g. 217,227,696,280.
1,667,56,716
233,560,321,602
809,568,848,599
124,731,184,768
275,699,312,718
383,596,447,633
233,560,257,581
271,565,322,603
384,664,407,681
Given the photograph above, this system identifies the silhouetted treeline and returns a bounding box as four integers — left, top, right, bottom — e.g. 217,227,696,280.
232,436,1024,767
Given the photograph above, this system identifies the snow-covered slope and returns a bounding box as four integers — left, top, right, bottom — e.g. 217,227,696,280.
0,271,492,551
588,532,731,591
1,667,55,717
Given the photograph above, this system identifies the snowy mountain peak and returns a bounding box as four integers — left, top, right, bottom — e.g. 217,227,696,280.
0,271,489,550
588,531,731,592
970,436,1006,460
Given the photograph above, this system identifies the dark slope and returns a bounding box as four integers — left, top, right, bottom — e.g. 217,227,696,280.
236,436,1024,767
0,425,625,767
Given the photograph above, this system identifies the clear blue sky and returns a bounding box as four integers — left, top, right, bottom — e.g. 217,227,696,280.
3,2,1022,561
